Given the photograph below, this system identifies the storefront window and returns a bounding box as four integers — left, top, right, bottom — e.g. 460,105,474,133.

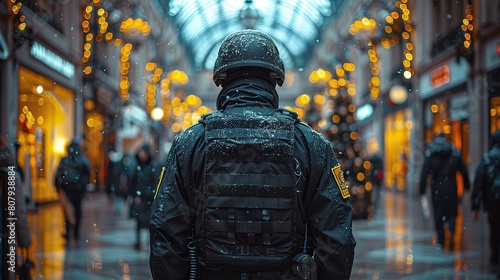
84,101,105,191
424,94,470,198
490,96,500,134
17,67,74,203
384,109,411,190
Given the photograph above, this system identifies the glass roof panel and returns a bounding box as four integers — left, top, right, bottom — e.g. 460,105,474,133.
167,0,347,70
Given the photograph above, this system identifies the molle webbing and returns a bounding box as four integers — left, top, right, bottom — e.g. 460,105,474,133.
199,108,298,272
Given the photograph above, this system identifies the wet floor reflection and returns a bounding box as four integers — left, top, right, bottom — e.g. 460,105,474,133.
352,190,498,279
28,198,66,280
27,193,151,279
24,191,498,279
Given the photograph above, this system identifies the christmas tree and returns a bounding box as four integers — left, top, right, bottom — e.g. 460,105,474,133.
297,67,374,219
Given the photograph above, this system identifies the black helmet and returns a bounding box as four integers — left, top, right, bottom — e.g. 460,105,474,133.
213,29,285,87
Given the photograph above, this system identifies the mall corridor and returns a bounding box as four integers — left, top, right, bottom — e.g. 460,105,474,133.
26,190,499,280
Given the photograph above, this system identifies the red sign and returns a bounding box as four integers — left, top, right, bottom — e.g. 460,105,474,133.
430,65,450,88
497,42,500,56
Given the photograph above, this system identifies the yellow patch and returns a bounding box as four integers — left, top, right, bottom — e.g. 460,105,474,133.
154,167,166,200
331,164,350,199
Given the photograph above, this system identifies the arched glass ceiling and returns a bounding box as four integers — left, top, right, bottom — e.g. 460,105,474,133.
168,0,347,71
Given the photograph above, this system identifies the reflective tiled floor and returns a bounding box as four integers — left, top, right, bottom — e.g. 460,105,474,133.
25,189,499,279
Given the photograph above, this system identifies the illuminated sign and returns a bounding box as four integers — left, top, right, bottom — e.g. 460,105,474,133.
30,41,75,79
497,42,500,56
356,104,374,121
430,65,450,88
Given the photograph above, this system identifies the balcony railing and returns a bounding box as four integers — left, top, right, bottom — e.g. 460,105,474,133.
431,24,464,57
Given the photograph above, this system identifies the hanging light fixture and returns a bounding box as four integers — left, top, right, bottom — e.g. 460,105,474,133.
239,0,259,29
120,6,150,42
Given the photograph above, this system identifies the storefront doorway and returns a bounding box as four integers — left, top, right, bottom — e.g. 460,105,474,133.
384,108,411,190
424,93,470,198
17,67,75,203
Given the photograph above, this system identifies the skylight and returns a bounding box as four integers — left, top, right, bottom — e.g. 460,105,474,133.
167,0,346,71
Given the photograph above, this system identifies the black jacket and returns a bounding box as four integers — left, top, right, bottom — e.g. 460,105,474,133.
419,134,470,216
130,145,158,227
149,78,356,279
471,132,500,212
55,139,91,198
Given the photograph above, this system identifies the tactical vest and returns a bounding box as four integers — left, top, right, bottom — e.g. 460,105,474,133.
196,106,301,273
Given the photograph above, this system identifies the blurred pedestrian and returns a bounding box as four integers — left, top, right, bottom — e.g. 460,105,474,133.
419,132,470,250
129,144,158,250
54,138,91,239
0,139,32,280
370,152,384,207
471,130,500,269
105,150,128,214
149,29,355,280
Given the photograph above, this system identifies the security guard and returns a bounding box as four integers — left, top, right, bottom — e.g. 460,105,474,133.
149,29,356,280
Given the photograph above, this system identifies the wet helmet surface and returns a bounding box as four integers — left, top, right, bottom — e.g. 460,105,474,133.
213,29,285,87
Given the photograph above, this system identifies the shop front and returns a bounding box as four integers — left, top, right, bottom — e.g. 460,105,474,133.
383,107,411,191
485,39,500,136
419,58,471,198
83,99,105,191
15,37,79,204
423,87,470,197
488,68,500,134
17,67,75,203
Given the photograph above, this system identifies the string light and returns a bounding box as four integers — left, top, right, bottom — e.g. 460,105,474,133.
462,4,473,49
119,43,133,100
398,0,414,79
349,17,376,36
367,46,380,100
82,5,94,73
144,62,164,112
10,1,26,31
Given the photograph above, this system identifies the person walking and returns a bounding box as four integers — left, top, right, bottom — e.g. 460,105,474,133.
149,29,356,280
471,130,500,272
419,132,470,250
129,144,158,250
369,152,384,208
54,138,91,239
106,150,129,214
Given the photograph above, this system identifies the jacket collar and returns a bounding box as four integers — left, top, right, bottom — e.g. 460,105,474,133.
216,78,279,110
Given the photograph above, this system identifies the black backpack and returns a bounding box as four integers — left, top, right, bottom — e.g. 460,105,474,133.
196,107,302,273
56,158,88,193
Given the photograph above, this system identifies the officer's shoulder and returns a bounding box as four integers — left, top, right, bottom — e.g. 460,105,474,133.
294,121,330,147
173,122,204,143
198,110,223,123
276,107,298,119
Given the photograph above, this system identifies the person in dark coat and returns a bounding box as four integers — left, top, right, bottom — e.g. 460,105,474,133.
106,150,129,214
419,132,470,250
130,144,158,250
370,152,384,207
149,29,355,280
471,130,500,268
55,138,91,239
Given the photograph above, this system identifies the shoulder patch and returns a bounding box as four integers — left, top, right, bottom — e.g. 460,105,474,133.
331,164,350,199
154,167,166,200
